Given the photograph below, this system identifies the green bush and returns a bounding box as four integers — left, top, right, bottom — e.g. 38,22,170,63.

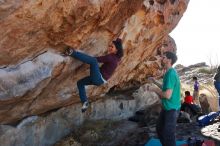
198,68,213,74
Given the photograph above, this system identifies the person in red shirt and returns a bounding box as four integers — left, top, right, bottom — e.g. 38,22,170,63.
184,91,193,104
181,91,201,116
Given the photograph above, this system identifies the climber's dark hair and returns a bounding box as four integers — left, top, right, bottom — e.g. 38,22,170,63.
113,38,123,58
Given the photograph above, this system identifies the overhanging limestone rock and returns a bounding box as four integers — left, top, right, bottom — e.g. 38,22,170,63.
0,0,189,124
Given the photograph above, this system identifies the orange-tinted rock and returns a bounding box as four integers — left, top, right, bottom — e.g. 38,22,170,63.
0,0,189,124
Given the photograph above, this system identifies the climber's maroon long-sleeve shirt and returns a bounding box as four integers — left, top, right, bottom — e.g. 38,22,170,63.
96,53,120,80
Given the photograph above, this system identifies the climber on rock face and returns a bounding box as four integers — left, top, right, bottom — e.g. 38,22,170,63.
64,38,123,112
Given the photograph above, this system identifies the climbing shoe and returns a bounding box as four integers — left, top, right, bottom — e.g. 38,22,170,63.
63,45,75,56
81,101,89,113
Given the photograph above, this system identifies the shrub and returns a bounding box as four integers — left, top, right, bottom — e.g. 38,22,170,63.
198,68,213,74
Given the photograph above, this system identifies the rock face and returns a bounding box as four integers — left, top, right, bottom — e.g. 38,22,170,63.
0,87,159,146
0,0,189,124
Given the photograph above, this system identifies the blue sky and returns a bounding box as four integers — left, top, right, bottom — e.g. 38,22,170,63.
170,0,220,67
